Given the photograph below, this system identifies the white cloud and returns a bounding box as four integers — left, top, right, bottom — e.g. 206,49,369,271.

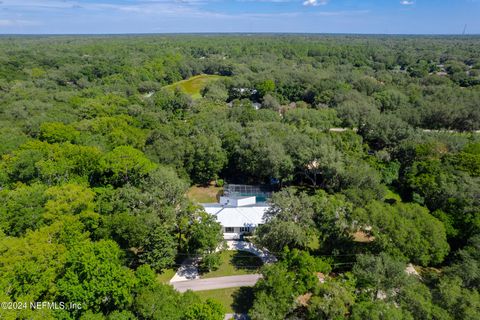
303,0,328,7
0,0,203,16
0,19,38,26
400,1,415,5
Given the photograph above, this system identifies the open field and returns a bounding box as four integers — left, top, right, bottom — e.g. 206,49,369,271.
195,286,255,314
187,185,223,203
201,250,263,279
163,74,224,99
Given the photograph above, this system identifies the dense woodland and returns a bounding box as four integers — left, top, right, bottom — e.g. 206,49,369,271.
0,35,479,320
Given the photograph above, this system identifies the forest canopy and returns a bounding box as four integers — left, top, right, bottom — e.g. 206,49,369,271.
0,35,479,320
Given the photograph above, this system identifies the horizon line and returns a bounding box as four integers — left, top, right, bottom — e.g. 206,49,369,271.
1,32,479,37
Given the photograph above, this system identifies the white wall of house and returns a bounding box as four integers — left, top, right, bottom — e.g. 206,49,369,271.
223,226,254,234
219,196,256,207
222,225,258,240
223,226,256,239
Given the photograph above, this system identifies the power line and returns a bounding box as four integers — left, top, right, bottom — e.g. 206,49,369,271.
173,251,381,257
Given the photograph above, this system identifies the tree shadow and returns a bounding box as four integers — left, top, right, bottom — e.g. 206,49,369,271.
216,189,223,202
231,287,255,314
230,251,263,272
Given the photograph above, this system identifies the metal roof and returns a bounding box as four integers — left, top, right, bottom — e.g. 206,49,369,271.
202,203,269,228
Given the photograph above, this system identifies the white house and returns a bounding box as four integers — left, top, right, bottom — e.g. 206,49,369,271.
202,196,269,240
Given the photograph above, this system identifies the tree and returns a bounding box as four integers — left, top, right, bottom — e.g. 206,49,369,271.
282,249,332,293
185,134,227,185
261,94,280,110
201,81,228,102
351,301,414,320
236,124,294,183
340,159,386,205
283,108,341,131
145,126,191,173
77,116,147,150
358,113,414,150
308,276,356,320
373,89,409,112
446,234,480,289
43,183,98,230
251,249,331,320
154,88,192,115
250,263,297,320
353,202,450,266
353,253,410,298
134,281,220,320
285,137,345,189
404,157,480,241
99,146,157,186
183,299,224,320
0,127,28,156
1,140,102,185
198,252,221,273
40,122,80,143
256,188,316,252
255,79,275,97
311,190,354,250
398,282,435,320
134,283,188,320
334,97,379,128
138,226,177,272
0,183,47,236
0,225,68,302
187,210,223,255
57,240,138,315
432,276,480,320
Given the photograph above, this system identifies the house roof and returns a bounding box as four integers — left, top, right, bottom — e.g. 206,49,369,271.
202,203,269,227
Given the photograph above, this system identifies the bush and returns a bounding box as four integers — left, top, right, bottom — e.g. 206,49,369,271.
199,252,221,272
184,299,225,320
215,179,224,187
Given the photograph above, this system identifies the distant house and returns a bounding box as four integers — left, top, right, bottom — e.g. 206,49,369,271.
202,196,269,240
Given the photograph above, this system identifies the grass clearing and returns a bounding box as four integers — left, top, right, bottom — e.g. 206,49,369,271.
195,287,255,314
187,185,223,203
157,268,176,284
352,230,375,243
201,250,263,279
164,74,224,99
307,235,320,251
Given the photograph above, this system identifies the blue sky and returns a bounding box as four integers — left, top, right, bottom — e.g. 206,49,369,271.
0,0,479,34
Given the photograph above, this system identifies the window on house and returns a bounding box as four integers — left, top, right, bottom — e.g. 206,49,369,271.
240,227,250,233
225,227,234,233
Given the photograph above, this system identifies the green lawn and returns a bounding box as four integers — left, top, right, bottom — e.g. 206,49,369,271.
195,287,255,314
157,268,176,284
187,185,223,203
307,235,320,251
163,74,224,99
201,250,263,279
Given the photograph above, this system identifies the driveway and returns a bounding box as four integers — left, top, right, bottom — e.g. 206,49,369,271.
226,241,277,263
172,274,262,292
170,241,275,283
224,314,249,320
170,257,200,283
